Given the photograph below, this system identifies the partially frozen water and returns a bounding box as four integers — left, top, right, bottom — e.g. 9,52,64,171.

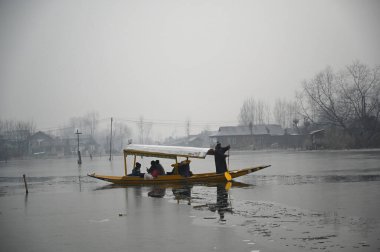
1,149,380,251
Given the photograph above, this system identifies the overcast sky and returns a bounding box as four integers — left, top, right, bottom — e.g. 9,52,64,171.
1,0,379,139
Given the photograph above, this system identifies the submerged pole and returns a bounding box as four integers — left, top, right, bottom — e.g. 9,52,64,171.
23,174,28,194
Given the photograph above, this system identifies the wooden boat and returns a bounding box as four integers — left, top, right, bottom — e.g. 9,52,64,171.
88,144,270,185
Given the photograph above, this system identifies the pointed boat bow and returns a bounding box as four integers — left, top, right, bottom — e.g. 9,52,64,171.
229,165,271,179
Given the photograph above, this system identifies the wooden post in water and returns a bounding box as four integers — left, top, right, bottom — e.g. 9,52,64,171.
75,129,82,165
23,174,28,194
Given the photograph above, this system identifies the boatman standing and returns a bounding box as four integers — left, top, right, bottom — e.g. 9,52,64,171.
214,142,230,174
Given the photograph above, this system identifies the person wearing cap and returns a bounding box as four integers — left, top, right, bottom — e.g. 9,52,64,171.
214,142,230,174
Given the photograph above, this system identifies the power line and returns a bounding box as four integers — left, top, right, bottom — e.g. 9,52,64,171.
35,116,238,132
115,117,237,127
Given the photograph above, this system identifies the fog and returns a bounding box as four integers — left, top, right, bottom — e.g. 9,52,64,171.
1,0,380,139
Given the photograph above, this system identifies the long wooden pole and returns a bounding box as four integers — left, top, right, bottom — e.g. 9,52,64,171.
227,149,230,171
124,152,128,176
109,117,113,161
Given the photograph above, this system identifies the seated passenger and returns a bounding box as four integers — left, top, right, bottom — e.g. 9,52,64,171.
128,162,142,176
155,160,165,175
169,163,179,175
147,160,159,178
178,160,192,177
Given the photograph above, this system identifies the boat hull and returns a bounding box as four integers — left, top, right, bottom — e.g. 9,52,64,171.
88,165,270,185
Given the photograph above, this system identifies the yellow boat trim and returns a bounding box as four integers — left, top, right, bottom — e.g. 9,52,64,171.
88,165,270,185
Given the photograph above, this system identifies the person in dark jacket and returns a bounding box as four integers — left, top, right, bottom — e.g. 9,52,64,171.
147,160,158,177
214,142,230,174
178,159,192,177
155,160,165,175
128,162,141,176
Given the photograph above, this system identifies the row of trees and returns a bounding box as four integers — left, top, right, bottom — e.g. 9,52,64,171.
63,113,158,147
60,112,132,154
238,61,380,148
0,120,36,159
0,111,161,160
297,61,380,148
238,97,300,129
0,112,135,160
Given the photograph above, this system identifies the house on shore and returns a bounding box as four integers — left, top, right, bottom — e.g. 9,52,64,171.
61,135,99,156
210,124,306,149
29,131,61,156
164,130,217,147
29,131,99,157
309,129,325,149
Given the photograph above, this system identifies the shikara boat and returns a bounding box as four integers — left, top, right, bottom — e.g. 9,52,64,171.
88,144,270,185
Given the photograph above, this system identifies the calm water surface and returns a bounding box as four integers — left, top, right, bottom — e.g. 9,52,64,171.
1,150,379,252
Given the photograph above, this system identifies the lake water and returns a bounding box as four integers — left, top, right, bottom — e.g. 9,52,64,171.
1,150,379,252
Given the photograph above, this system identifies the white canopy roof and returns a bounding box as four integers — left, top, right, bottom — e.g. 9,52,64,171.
124,144,213,159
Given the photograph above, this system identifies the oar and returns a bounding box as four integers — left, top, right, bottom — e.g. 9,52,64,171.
224,171,232,181
225,181,232,191
227,149,230,170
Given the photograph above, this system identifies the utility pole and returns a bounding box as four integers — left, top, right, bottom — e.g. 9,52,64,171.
249,121,253,150
119,125,123,150
75,129,82,165
109,117,113,161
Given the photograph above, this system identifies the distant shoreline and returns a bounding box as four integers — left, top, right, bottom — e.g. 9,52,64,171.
2,148,380,163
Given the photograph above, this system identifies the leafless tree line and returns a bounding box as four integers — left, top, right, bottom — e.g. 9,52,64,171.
297,61,380,147
63,112,132,153
238,60,380,148
0,119,35,158
238,97,299,129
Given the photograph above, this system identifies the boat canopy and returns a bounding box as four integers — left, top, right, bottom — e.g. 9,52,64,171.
124,144,214,159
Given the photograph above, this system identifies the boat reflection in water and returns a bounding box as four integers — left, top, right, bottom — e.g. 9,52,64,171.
147,186,167,198
146,181,249,221
192,183,233,221
172,185,192,205
214,183,233,221
97,181,249,222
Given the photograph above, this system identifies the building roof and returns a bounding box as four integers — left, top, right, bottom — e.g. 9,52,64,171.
210,124,284,137
284,127,301,135
29,131,54,141
309,129,325,135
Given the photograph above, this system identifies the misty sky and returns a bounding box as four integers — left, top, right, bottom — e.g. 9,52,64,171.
1,0,380,139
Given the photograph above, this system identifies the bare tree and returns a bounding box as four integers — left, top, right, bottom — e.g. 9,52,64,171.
238,98,271,126
298,61,380,147
339,61,380,122
137,116,144,144
67,111,99,137
263,102,272,124
273,98,299,128
273,99,286,127
238,97,255,125
256,100,265,124
137,116,153,144
302,67,347,128
0,119,35,158
84,111,99,136
114,121,131,150
185,118,191,137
